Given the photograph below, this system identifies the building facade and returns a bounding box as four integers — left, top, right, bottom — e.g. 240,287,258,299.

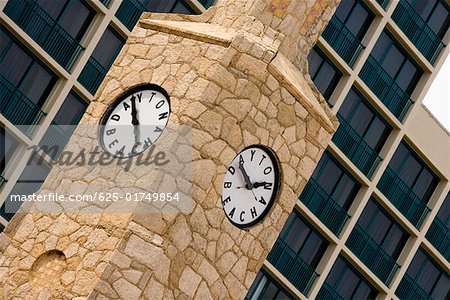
0,0,449,300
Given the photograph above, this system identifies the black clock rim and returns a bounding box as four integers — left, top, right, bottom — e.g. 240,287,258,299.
222,144,281,229
98,83,171,158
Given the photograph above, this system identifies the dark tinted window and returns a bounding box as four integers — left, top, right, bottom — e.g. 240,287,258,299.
92,27,125,68
324,256,378,299
308,46,342,103
339,88,391,152
403,248,450,299
335,0,374,40
143,0,196,14
358,199,408,258
0,127,20,174
371,31,423,95
279,212,328,268
436,193,450,226
312,152,360,209
54,92,88,125
0,28,57,108
246,270,293,300
389,142,439,202
407,0,450,38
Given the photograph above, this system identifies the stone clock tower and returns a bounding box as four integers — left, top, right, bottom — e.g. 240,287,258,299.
0,0,339,299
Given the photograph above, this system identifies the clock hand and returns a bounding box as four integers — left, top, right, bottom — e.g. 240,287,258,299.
130,95,139,126
253,182,270,189
239,162,253,189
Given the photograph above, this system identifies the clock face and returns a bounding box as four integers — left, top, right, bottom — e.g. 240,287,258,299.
221,145,280,228
99,84,170,157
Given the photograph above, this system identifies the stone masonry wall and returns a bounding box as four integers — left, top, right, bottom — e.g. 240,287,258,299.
0,0,339,299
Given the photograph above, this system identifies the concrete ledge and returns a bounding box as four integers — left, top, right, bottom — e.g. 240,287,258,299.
139,19,235,47
268,53,336,133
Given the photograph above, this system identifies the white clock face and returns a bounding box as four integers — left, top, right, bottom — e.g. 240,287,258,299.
221,145,280,228
100,85,170,157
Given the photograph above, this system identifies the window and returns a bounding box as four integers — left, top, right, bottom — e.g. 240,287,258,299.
311,152,361,210
279,212,329,269
335,0,374,40
358,199,408,259
398,248,449,299
0,127,20,174
406,0,450,39
321,256,378,299
388,142,439,203
34,0,95,42
339,88,391,153
371,31,423,96
0,154,51,221
0,28,57,110
436,193,450,226
144,0,196,13
246,270,294,300
308,46,342,103
53,92,88,126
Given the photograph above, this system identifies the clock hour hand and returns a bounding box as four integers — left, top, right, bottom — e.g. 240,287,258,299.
130,95,139,126
239,162,253,190
253,181,270,189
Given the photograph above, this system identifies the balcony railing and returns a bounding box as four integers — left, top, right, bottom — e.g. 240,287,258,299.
396,273,432,300
0,75,46,136
0,175,7,189
115,0,147,31
347,224,400,285
377,166,430,228
100,0,111,8
3,0,84,71
322,16,365,67
333,114,382,178
316,282,344,300
392,0,446,65
359,55,413,121
267,238,319,295
39,122,72,161
376,0,390,9
198,0,215,9
78,56,108,95
300,178,350,236
426,217,450,261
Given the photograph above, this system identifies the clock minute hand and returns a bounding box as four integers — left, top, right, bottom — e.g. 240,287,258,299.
239,163,254,190
130,95,139,125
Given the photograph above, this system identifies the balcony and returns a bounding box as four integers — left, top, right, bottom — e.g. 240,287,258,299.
3,0,84,71
376,0,390,9
0,75,46,136
346,224,400,285
78,56,108,95
396,274,431,300
359,55,413,121
377,166,430,228
39,122,72,161
333,114,382,178
322,16,365,67
426,218,450,261
316,282,344,300
392,0,446,65
0,175,7,189
115,0,147,31
300,178,350,236
267,238,319,295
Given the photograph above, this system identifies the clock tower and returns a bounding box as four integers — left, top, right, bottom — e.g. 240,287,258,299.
0,0,339,299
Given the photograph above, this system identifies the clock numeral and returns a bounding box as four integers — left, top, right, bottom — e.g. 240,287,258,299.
224,182,232,189
263,166,272,175
258,196,267,205
239,155,244,165
156,99,165,109
108,139,119,149
123,102,131,111
228,207,235,218
111,114,120,121
116,145,126,156
259,154,266,165
221,196,231,206
148,92,156,103
228,166,235,175
158,111,169,120
136,93,142,102
154,127,163,133
250,206,257,219
106,128,116,136
250,149,256,161
240,211,245,222
143,137,153,148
